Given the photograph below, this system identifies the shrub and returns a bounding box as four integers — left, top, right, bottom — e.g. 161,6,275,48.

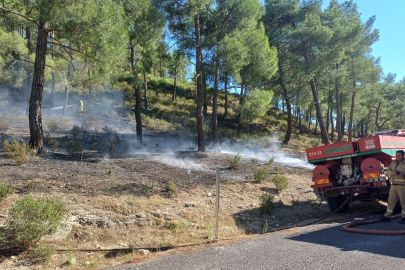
260,193,275,214
30,243,56,264
0,120,9,131
274,166,281,171
108,139,117,154
0,182,13,202
267,157,275,165
5,195,68,249
65,140,84,156
3,140,32,164
71,125,81,139
46,135,60,152
226,154,242,169
166,181,177,194
254,168,269,183
251,157,259,164
272,175,289,191
47,121,59,132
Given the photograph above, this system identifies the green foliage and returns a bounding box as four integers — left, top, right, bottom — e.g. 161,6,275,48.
3,140,32,164
166,181,177,195
71,125,81,140
5,195,68,249
45,135,60,152
0,182,13,202
0,120,9,131
274,166,281,171
239,89,274,124
267,157,275,165
254,168,269,183
272,175,288,191
259,193,275,215
30,243,57,264
226,154,242,169
47,121,59,132
251,157,259,164
65,140,84,156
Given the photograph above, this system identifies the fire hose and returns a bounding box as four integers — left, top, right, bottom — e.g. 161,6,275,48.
341,214,405,235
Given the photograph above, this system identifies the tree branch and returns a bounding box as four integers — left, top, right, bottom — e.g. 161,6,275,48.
0,5,40,27
15,58,53,68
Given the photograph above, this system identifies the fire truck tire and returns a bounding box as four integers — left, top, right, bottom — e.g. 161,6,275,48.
326,196,350,213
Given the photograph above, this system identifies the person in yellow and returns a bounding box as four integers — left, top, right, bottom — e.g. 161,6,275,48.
382,150,405,223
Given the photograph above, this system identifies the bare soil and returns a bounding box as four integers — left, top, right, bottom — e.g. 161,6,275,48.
0,107,386,270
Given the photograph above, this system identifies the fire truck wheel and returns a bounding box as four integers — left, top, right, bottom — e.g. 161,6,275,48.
326,196,350,213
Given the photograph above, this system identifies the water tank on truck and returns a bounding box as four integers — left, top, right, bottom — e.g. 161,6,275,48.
306,130,405,212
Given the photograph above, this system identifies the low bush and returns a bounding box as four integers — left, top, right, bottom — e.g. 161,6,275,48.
267,157,275,165
71,125,81,139
65,140,84,156
30,243,56,264
0,120,9,131
272,175,289,191
259,193,275,214
254,168,269,183
166,181,177,195
47,121,59,132
226,154,242,169
45,135,60,152
0,182,13,202
251,157,260,164
5,195,68,249
3,140,32,164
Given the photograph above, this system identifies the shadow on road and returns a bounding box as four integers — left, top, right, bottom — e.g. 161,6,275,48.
287,211,405,259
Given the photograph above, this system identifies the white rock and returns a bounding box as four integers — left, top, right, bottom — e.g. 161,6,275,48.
138,249,150,255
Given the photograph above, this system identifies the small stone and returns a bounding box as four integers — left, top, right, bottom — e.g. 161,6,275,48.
135,213,146,218
11,256,16,259
207,192,212,197
138,249,150,255
184,202,197,207
86,261,90,265
120,243,128,247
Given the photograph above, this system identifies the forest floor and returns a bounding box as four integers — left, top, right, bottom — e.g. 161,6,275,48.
0,106,386,270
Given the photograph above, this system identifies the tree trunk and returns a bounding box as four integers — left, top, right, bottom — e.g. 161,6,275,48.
313,119,318,135
335,65,342,142
195,14,205,152
308,110,311,130
135,85,142,142
278,62,292,145
298,106,302,134
29,24,48,153
63,84,68,116
130,42,142,142
212,57,220,152
143,71,148,110
88,68,93,102
341,115,346,138
302,42,329,145
171,64,177,101
330,108,334,142
348,80,356,140
224,75,228,117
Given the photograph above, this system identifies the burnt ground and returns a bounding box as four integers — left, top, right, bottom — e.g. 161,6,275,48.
0,106,387,270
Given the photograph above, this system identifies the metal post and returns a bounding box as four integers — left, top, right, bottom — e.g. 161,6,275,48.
215,167,220,239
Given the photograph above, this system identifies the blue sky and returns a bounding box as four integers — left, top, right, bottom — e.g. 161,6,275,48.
323,0,405,81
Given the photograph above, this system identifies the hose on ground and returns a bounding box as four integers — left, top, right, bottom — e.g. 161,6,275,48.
342,214,405,235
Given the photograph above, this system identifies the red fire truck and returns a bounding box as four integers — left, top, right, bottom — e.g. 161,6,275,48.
306,130,405,212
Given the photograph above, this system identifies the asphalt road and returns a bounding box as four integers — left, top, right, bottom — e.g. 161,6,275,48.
104,214,405,270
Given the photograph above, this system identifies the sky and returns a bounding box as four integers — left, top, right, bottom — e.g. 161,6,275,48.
323,0,405,81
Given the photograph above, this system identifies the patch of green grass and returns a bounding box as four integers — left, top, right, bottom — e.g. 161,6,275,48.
0,182,13,202
227,154,242,169
272,175,288,192
254,168,269,183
